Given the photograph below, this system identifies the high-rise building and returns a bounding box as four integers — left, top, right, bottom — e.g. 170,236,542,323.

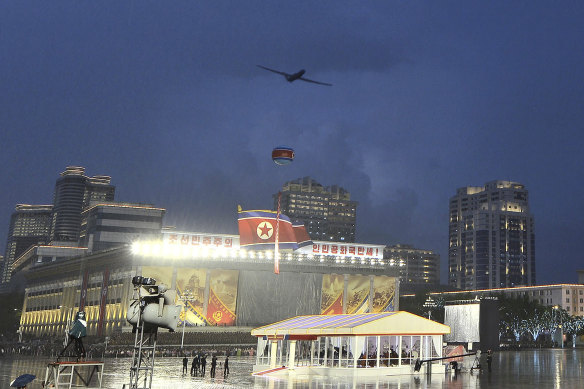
275,177,357,242
384,244,440,292
2,204,53,283
51,166,115,244
448,180,535,290
80,202,165,252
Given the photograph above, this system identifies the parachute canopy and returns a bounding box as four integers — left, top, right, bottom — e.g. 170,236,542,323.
272,146,295,165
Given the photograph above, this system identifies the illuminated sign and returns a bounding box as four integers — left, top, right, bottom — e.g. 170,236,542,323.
299,241,384,259
162,232,240,249
160,232,384,259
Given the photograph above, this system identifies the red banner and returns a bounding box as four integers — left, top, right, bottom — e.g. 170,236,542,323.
97,268,110,336
79,270,89,310
322,293,343,315
206,288,236,325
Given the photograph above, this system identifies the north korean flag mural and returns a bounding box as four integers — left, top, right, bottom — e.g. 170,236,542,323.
238,209,299,250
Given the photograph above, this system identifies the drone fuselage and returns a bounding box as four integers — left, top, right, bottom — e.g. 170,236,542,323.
285,69,306,82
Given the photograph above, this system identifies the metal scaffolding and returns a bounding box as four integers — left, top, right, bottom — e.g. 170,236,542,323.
128,314,158,389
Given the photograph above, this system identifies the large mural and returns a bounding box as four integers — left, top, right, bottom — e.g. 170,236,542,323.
321,274,398,314
176,268,208,325
346,275,370,314
372,275,397,312
321,274,344,314
206,269,239,325
141,266,173,288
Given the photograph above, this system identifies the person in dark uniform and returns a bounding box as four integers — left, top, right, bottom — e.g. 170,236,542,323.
191,355,197,376
57,311,87,362
210,355,217,378
201,354,207,376
182,356,188,374
486,349,493,372
223,355,230,378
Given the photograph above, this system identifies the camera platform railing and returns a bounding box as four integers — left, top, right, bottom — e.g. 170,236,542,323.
44,361,104,389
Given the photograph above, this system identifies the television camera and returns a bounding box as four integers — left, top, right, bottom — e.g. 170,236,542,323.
126,276,181,332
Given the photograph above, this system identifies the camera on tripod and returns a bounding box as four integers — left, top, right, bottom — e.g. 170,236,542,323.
127,276,181,332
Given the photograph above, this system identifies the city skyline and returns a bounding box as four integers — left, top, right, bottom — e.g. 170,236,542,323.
1,2,584,285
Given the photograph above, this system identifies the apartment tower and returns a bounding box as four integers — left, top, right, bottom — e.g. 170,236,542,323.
275,177,357,242
51,166,115,243
2,204,53,283
448,180,535,290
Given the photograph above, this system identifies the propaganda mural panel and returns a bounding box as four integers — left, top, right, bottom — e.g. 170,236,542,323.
176,268,208,326
346,275,370,314
372,276,397,312
206,269,239,325
141,266,173,288
321,274,344,315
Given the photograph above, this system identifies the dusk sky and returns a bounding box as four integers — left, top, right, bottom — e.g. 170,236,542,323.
1,2,583,285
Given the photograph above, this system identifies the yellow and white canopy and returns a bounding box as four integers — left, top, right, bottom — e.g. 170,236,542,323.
252,312,450,339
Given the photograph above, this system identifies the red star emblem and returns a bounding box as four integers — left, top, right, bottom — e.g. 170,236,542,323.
259,223,272,237
257,221,274,239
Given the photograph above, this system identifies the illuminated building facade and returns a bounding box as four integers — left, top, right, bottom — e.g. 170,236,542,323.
428,284,584,317
275,177,357,242
448,180,535,290
17,231,400,337
2,204,53,284
384,244,440,292
80,202,165,252
51,166,115,244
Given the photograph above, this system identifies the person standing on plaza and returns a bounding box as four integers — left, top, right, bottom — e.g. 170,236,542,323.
223,354,230,378
201,354,207,376
191,354,197,376
487,350,493,372
210,355,217,378
182,356,188,375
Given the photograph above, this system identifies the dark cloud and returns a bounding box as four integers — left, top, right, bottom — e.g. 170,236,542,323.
2,2,584,285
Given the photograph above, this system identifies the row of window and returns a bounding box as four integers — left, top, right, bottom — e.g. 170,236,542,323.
25,297,123,312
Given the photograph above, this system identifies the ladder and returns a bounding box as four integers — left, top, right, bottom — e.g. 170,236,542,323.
128,313,158,389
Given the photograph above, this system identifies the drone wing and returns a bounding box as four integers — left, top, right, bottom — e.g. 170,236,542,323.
256,65,290,77
299,77,333,86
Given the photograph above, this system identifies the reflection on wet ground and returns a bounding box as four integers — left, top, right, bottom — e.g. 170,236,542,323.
0,348,582,388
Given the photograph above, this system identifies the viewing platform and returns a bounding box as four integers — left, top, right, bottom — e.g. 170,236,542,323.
44,361,104,389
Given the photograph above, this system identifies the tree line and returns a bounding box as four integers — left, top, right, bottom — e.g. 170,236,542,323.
400,292,584,348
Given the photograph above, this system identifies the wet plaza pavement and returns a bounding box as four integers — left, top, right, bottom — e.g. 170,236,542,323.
0,348,583,388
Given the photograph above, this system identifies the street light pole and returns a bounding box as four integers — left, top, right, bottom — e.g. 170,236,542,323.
60,305,73,348
553,305,564,348
180,291,193,349
559,313,564,349
423,296,437,320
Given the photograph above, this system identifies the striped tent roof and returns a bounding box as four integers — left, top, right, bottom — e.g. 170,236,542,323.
251,312,450,337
